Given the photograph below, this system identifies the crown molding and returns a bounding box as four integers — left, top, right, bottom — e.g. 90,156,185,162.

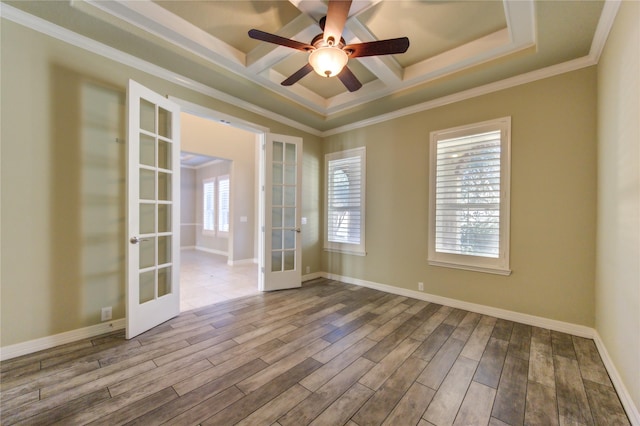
321,55,597,137
589,0,622,62
0,3,322,137
0,1,620,138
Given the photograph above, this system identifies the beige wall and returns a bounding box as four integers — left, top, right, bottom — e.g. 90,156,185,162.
0,19,323,347
596,0,640,413
323,67,598,327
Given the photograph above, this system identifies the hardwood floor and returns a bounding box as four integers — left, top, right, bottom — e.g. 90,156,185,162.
0,279,630,425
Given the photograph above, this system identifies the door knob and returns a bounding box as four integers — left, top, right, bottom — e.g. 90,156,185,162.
129,236,149,244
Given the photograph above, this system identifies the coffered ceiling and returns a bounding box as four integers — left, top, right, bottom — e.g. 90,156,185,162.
3,0,612,133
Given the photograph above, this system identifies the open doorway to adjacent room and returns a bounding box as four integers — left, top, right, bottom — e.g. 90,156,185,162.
178,113,261,312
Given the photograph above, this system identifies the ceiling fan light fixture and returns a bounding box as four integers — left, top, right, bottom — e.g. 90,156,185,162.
308,47,348,77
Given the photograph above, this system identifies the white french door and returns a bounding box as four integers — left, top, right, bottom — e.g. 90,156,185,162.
262,134,303,291
126,80,181,339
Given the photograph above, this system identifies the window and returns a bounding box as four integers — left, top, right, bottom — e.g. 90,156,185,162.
325,147,366,255
428,117,511,275
202,176,230,236
218,176,230,233
203,178,215,232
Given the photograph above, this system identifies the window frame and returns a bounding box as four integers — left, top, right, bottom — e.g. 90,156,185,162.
202,175,230,238
217,175,230,235
202,177,216,235
324,147,366,256
428,117,511,275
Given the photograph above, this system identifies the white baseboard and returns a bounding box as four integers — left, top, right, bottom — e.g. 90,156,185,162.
180,245,196,250
593,331,640,426
228,258,257,266
0,319,125,361
323,272,595,338
302,272,325,282
195,246,228,257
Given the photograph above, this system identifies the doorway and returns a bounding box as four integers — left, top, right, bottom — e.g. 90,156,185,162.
178,115,261,312
171,96,304,300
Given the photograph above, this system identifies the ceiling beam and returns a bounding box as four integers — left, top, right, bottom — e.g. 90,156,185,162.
288,0,380,22
245,14,318,73
343,21,404,84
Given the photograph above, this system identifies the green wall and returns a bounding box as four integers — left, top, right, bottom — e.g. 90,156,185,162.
323,67,598,327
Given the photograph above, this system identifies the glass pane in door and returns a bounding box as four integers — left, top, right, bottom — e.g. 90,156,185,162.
270,140,297,274
140,134,155,167
158,266,171,297
271,251,282,272
140,204,155,234
139,270,155,304
140,99,155,133
284,251,295,271
135,96,175,306
139,237,155,269
158,204,171,233
158,140,171,170
158,172,172,201
157,107,172,139
140,169,155,200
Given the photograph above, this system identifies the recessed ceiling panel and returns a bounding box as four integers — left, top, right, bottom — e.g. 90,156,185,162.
357,1,507,67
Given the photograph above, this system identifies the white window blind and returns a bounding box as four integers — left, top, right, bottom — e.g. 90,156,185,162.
429,117,511,275
325,147,366,255
218,176,230,233
203,179,215,232
435,130,501,257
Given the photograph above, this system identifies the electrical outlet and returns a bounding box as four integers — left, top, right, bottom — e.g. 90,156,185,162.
306,266,311,274
418,282,424,291
101,306,112,321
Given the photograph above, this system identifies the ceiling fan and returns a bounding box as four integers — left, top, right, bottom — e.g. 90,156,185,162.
248,0,410,92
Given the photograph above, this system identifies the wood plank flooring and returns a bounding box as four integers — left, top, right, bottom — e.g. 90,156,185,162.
0,279,630,425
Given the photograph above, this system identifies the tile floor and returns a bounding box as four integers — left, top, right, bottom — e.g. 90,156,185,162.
179,249,260,311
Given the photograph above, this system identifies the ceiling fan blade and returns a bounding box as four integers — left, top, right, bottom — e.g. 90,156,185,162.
344,37,410,58
248,29,314,51
323,0,351,45
337,66,362,92
281,63,314,86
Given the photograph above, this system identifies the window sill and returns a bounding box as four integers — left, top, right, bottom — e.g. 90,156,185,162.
428,260,511,276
